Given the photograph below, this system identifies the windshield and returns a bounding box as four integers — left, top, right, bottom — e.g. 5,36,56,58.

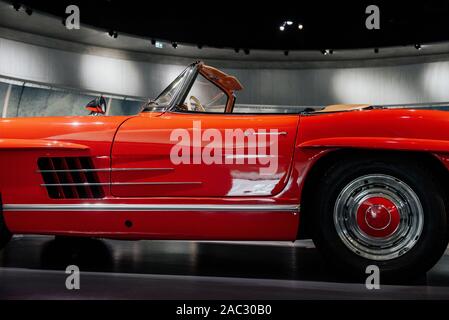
143,66,194,112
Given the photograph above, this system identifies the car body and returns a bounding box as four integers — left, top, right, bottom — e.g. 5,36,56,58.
1,61,449,278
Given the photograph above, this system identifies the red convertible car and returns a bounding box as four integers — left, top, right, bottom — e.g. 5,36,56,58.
1,61,449,279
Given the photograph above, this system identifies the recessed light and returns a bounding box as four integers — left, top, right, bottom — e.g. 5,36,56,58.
108,30,118,38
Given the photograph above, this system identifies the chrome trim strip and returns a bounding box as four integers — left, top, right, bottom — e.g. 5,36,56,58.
41,182,108,186
2,203,300,212
244,131,287,136
112,168,174,172
40,181,202,187
225,154,276,159
37,168,110,173
36,168,174,173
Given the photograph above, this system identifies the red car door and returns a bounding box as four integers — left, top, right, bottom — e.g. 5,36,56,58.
111,112,299,197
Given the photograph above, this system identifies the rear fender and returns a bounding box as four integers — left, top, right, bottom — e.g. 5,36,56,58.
298,137,449,153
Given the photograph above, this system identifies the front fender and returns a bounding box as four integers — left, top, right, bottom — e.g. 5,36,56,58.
0,138,89,150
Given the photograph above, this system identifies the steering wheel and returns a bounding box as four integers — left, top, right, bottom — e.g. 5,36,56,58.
188,95,205,112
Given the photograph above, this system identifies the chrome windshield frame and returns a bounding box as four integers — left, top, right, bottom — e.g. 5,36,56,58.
167,63,199,111
142,62,199,113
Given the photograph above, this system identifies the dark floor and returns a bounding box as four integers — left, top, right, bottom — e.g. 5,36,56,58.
1,235,449,299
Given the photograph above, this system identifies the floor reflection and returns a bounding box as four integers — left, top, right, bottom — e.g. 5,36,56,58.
40,237,114,272
0,235,445,286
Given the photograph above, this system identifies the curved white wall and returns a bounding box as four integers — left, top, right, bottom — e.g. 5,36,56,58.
2,36,449,106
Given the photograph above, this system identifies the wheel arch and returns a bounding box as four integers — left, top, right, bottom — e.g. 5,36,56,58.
297,148,449,239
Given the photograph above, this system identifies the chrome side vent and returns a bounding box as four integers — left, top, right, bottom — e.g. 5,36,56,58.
37,157,105,199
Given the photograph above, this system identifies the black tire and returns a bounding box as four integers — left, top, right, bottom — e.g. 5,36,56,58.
0,211,12,251
310,154,449,280
54,235,90,243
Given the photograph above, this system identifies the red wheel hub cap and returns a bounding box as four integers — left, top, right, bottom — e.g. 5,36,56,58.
356,197,400,238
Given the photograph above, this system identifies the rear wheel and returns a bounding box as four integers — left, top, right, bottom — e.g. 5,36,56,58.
310,156,449,280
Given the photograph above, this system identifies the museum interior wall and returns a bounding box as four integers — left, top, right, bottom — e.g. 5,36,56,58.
2,36,449,117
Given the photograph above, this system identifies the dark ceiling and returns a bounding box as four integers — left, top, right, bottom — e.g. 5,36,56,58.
5,0,449,51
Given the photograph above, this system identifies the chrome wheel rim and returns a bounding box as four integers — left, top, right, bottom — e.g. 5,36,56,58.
333,174,424,261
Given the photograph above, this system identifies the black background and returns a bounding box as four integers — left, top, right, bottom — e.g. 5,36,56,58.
7,0,449,51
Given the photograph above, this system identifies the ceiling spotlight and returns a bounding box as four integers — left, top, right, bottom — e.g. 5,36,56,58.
172,42,178,49
243,48,250,55
108,30,118,38
12,2,21,11
374,48,379,53
414,43,422,50
284,50,289,56
151,39,164,49
25,7,32,15
280,20,304,32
